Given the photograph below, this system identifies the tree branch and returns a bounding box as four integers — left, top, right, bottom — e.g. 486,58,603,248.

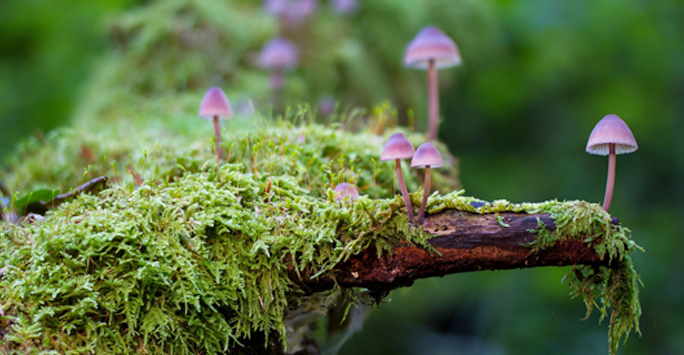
294,210,613,293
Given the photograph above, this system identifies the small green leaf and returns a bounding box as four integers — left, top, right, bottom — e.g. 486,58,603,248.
13,189,59,211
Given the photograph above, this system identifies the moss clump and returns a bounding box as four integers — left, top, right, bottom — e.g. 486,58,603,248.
0,113,454,354
2,112,459,200
0,161,429,354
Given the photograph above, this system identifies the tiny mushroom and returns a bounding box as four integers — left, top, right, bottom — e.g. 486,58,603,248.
263,0,288,18
266,0,318,27
199,87,234,161
410,142,443,224
381,132,416,225
586,114,638,212
331,0,358,15
334,182,360,203
404,26,461,141
317,96,336,117
257,37,299,91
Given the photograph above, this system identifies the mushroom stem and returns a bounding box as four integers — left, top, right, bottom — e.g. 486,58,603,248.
427,59,439,141
417,165,431,224
395,159,416,225
271,68,284,111
271,67,284,91
213,116,223,161
603,143,616,211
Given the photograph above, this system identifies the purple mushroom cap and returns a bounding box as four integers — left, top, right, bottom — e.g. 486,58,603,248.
199,87,234,120
257,37,299,70
331,0,358,14
334,182,360,201
410,142,443,168
586,114,638,156
404,26,461,69
380,133,415,161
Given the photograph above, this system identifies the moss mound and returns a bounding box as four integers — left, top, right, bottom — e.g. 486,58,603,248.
1,120,640,354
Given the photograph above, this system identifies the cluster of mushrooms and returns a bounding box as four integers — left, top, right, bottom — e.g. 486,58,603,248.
256,0,359,104
198,24,639,230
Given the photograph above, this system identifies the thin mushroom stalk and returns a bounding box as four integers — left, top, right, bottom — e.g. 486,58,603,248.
271,67,285,110
395,159,416,225
427,59,439,141
603,143,616,211
213,116,223,161
417,165,431,223
271,67,285,91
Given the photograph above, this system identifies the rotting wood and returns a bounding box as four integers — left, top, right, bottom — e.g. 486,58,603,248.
293,210,611,293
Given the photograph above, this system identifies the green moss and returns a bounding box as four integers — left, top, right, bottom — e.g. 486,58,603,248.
1,127,640,354
0,111,451,353
0,142,431,353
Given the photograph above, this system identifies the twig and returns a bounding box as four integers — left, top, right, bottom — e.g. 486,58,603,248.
38,176,109,212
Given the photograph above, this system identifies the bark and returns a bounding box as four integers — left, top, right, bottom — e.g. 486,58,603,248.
293,210,612,294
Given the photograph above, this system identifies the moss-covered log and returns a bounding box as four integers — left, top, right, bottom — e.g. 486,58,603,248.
297,211,613,293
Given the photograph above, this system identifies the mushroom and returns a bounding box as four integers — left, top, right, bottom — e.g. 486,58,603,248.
263,0,288,17
290,0,318,24
331,0,358,15
199,87,234,161
257,37,299,92
404,26,461,141
381,132,416,224
317,96,336,117
410,142,443,224
264,0,317,28
334,182,360,203
586,114,638,212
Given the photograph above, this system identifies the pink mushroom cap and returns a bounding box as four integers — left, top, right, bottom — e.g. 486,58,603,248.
263,0,288,16
586,114,638,156
334,182,360,201
380,133,416,161
331,0,358,14
199,87,234,120
257,37,299,70
410,142,443,168
404,26,461,69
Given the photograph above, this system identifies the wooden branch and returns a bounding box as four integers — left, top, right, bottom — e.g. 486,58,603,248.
293,210,613,294
46,176,109,207
20,176,109,216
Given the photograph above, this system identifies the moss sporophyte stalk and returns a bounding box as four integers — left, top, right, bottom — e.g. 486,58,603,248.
0,119,640,354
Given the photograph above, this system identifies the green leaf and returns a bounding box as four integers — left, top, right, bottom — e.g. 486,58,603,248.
13,188,59,211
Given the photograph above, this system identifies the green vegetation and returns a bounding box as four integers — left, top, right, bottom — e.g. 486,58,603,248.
1,115,639,353
2,0,664,353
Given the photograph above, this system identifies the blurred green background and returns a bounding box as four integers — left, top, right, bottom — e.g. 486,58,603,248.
1,0,682,353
